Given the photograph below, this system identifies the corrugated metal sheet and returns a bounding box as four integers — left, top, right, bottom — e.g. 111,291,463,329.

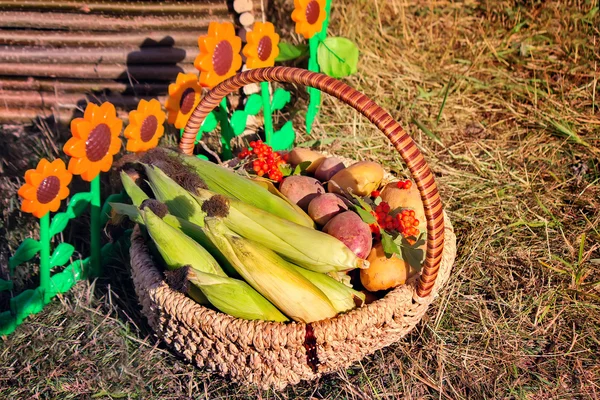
0,0,263,123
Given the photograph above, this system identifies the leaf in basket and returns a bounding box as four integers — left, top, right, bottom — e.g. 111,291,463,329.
317,37,359,78
270,121,295,151
354,206,376,225
275,42,309,62
271,88,291,111
279,163,293,177
292,161,312,176
381,231,401,259
397,232,426,270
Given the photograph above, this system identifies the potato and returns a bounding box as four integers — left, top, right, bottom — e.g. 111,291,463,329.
323,211,372,259
380,182,426,231
287,148,325,173
279,175,325,210
328,161,384,196
307,193,348,225
314,157,345,182
360,243,418,291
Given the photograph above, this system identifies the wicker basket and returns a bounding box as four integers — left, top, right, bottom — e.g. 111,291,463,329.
129,67,457,390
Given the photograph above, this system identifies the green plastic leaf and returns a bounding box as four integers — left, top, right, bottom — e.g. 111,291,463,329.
9,238,41,269
245,94,263,115
271,89,291,111
381,231,401,258
317,37,359,78
230,110,248,136
270,121,296,151
0,278,13,292
49,192,92,236
275,42,309,62
201,111,218,132
68,192,93,218
50,243,75,268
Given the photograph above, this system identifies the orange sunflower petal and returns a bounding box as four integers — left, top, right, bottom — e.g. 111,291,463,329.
195,21,242,88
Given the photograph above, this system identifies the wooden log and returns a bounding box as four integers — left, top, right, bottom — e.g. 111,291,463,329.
0,46,199,65
0,63,197,80
0,77,169,94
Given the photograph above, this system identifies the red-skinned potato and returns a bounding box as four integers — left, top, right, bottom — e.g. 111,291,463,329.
328,161,384,196
287,148,325,173
323,211,372,259
314,157,345,182
279,175,325,210
307,193,348,225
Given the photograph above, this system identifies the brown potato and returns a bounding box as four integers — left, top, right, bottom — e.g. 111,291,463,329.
279,175,325,210
287,148,325,173
314,157,345,182
360,243,417,291
307,193,348,225
328,161,384,196
380,182,426,231
323,211,372,259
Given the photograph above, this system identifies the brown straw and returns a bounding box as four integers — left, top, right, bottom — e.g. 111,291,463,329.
179,67,444,298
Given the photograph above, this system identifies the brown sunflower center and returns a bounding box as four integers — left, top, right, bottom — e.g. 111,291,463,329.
86,123,111,162
213,40,233,76
305,1,320,24
179,88,196,115
257,36,272,61
36,176,60,204
140,115,158,142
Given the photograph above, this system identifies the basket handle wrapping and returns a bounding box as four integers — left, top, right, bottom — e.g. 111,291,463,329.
179,67,445,299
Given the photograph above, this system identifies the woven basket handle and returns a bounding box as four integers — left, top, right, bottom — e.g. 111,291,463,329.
179,67,445,299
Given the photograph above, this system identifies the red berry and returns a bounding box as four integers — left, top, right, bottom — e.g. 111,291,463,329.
371,190,380,198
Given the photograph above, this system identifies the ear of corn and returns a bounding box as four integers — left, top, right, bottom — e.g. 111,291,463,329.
185,267,288,322
120,171,149,206
166,149,314,228
144,165,206,227
291,265,365,313
195,189,366,273
143,208,226,277
110,202,238,277
203,218,338,323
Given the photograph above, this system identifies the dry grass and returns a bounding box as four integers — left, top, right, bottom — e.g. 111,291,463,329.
1,0,600,398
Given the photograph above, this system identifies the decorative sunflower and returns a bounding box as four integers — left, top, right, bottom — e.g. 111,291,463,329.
242,22,280,69
195,21,243,88
18,158,72,218
63,102,123,182
165,73,202,129
291,0,327,39
124,99,166,153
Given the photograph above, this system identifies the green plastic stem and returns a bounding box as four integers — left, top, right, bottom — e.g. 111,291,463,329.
305,0,332,134
217,97,234,160
90,175,101,278
39,213,51,303
261,82,274,144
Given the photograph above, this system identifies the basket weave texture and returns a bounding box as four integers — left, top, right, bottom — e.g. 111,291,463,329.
129,67,457,389
129,213,455,390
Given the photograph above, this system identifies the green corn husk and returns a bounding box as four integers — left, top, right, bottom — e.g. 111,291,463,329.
110,202,239,278
165,148,314,228
168,266,288,322
143,208,225,277
144,165,206,227
121,171,149,206
204,218,338,323
291,265,365,313
195,189,366,273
